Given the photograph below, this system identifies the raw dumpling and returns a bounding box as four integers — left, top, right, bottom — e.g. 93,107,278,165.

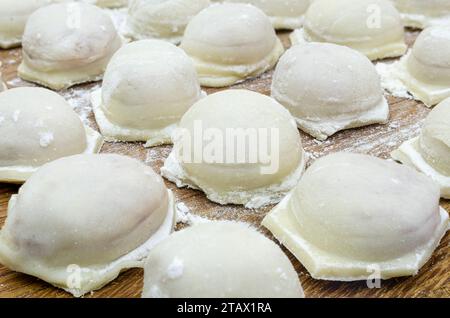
290,0,407,61
394,26,450,107
18,2,122,90
180,3,284,87
392,97,450,198
161,89,306,209
211,0,310,30
0,154,175,297
127,0,210,44
91,40,204,147
392,0,450,29
142,221,304,298
272,43,389,140
263,152,449,281
0,87,103,183
0,0,61,49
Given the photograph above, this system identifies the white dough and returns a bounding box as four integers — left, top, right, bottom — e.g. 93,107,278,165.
92,40,203,146
127,0,210,44
87,0,128,8
291,0,407,61
263,152,449,281
392,97,450,198
0,154,175,297
272,43,389,140
142,221,304,298
180,3,284,87
18,2,122,90
161,89,306,209
392,26,450,107
0,87,103,183
392,0,450,29
0,0,63,49
211,0,311,30
0,63,5,92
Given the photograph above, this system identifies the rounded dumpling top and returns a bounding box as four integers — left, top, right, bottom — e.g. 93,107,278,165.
1,154,169,267
128,0,210,43
176,89,303,195
101,40,202,131
0,87,88,168
272,43,383,120
290,152,441,262
407,26,450,85
419,98,450,175
22,3,120,68
181,3,278,66
302,0,405,60
0,154,173,296
392,0,450,17
142,221,304,298
0,0,58,48
213,0,311,29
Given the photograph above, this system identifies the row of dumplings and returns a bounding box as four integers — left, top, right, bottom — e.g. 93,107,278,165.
3,0,450,50
0,0,449,297
0,142,448,296
0,89,448,296
4,0,450,106
0,0,450,108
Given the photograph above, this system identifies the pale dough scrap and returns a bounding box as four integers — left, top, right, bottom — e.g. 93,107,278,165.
0,0,62,49
0,63,6,92
0,154,175,297
210,0,310,30
263,152,449,281
290,0,407,61
161,89,306,209
0,87,103,184
88,0,128,8
392,0,450,29
272,42,389,141
127,0,210,44
390,26,450,107
392,97,450,199
180,3,284,87
92,40,204,147
142,221,305,298
18,2,122,90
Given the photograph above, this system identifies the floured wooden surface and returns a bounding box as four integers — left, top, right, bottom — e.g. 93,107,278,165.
0,31,448,298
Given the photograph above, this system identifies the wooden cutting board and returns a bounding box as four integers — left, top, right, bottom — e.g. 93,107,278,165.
0,31,448,298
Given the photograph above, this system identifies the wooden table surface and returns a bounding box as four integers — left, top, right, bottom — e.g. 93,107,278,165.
0,31,448,298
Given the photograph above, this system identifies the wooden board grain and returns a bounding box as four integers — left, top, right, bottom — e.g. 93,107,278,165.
0,32,448,298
